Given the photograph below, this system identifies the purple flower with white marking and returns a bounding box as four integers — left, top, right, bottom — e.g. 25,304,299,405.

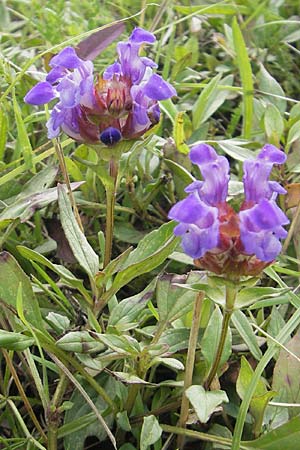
169,144,289,276
24,27,176,145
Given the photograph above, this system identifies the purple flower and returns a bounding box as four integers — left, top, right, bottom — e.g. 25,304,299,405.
168,144,228,259
185,144,230,206
24,47,95,139
238,145,289,262
168,193,219,259
243,144,287,204
24,27,176,144
239,199,289,261
169,144,289,274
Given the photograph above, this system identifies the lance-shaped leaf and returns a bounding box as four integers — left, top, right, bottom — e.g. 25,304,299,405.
105,222,178,298
0,252,44,329
0,180,83,222
58,184,99,278
156,273,198,323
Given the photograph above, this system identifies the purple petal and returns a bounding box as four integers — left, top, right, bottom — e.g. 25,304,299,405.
243,145,287,203
103,61,122,80
56,78,78,107
189,144,229,205
129,27,156,44
143,73,177,100
46,66,67,83
168,193,219,258
24,82,56,105
50,47,82,69
140,57,158,69
168,194,211,223
258,144,286,164
239,199,289,261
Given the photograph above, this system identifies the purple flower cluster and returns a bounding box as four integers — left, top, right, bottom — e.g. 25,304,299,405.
24,28,176,145
169,144,289,274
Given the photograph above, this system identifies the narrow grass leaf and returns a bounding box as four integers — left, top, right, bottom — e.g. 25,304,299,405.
232,17,254,139
12,89,34,171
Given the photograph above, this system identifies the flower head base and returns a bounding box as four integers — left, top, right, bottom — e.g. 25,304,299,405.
24,28,176,145
169,144,289,277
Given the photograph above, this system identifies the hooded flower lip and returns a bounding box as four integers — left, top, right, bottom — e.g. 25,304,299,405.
186,144,230,206
169,144,289,276
242,144,287,205
24,27,176,145
168,193,219,259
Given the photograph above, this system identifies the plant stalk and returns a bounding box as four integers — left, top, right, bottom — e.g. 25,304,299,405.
204,285,237,389
104,158,119,268
178,291,204,449
47,373,69,450
54,139,83,231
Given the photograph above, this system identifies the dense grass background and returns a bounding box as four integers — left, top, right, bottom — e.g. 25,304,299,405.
1,1,300,449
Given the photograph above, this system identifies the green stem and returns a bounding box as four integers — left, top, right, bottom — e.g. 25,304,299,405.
47,373,69,450
54,139,83,232
204,285,237,390
104,158,119,268
161,424,250,449
178,292,204,449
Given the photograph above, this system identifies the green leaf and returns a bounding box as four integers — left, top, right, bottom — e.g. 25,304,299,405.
258,64,287,113
201,306,232,372
63,374,115,450
152,357,184,371
0,180,82,222
94,333,140,355
140,415,162,450
156,273,198,323
197,75,234,126
17,245,92,304
235,287,289,309
272,331,300,418
264,104,284,145
218,141,255,162
237,357,275,437
244,416,300,449
0,330,34,351
158,328,190,353
56,331,105,353
174,4,250,15
164,158,194,186
0,105,8,161
192,74,222,129
108,222,178,296
186,385,229,423
117,411,131,432
232,17,254,139
12,88,34,171
58,184,99,277
0,251,44,329
286,120,300,152
232,310,262,361
108,280,156,330
46,312,70,334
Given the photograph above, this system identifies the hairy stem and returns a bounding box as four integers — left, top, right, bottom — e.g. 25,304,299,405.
104,158,119,268
178,291,204,449
204,285,237,389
